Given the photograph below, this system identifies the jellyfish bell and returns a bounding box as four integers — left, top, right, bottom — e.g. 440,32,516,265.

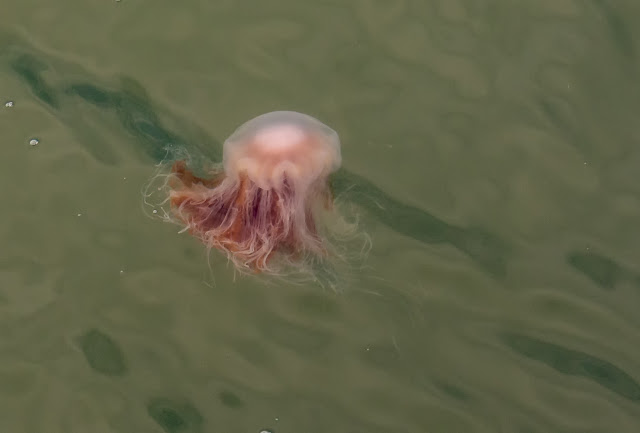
157,111,361,279
223,111,341,191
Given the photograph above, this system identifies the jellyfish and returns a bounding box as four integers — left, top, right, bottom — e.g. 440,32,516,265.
164,111,348,275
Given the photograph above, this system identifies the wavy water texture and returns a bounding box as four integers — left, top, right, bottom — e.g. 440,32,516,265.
1,1,640,432
2,41,509,277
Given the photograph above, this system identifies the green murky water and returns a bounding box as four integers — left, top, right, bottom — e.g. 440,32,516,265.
1,1,640,432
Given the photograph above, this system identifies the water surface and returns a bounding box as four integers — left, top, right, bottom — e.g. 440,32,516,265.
1,1,640,432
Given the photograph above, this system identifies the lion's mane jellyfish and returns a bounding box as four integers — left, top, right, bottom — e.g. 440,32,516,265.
165,111,347,275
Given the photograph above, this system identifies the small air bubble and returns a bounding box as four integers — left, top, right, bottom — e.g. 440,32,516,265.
29,138,39,146
5,101,14,108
